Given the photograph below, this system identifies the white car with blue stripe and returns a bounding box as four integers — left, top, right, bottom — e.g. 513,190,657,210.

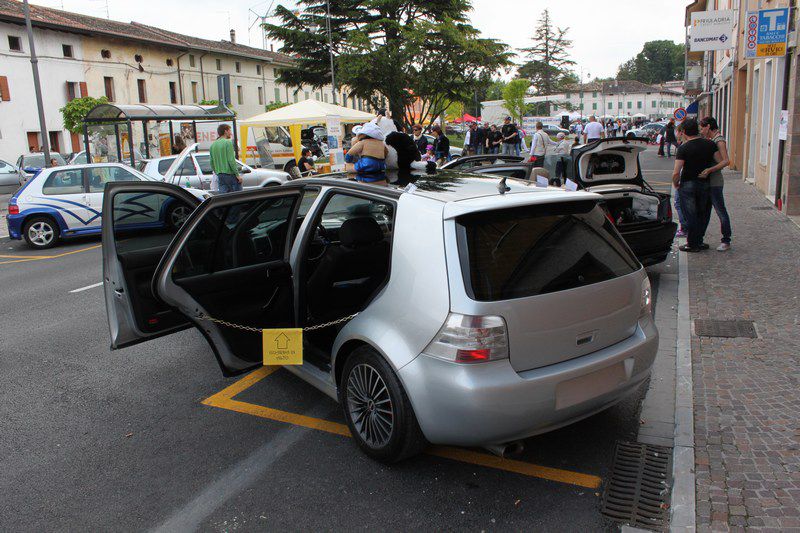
6,163,208,249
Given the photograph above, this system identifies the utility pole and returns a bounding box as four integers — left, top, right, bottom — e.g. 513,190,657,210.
325,0,337,104
23,0,50,166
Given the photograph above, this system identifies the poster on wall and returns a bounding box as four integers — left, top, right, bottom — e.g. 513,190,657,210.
690,10,735,52
779,110,789,141
326,116,345,172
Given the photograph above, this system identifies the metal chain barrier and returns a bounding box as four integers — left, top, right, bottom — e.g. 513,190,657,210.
197,313,359,333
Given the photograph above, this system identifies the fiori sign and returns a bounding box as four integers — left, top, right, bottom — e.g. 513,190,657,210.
690,10,735,51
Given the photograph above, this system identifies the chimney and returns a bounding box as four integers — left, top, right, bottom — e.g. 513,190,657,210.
230,29,236,44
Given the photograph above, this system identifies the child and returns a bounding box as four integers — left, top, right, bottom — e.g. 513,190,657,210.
345,122,388,175
421,144,435,162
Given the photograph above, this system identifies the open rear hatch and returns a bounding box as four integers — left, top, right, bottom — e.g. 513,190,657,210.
450,198,645,372
571,137,649,188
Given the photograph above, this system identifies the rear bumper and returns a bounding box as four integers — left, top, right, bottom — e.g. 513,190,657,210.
6,214,23,240
399,316,658,447
620,221,677,266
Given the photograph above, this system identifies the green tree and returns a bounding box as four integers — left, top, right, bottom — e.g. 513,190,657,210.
264,102,291,112
485,79,507,101
617,40,685,84
502,78,530,124
264,0,510,127
518,9,575,96
60,96,108,134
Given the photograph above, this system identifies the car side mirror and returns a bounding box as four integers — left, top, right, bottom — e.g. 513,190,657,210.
241,167,252,174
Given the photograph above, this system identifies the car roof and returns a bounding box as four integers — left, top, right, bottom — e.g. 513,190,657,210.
293,169,593,203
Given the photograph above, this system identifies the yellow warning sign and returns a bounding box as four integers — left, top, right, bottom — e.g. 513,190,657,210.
263,328,303,365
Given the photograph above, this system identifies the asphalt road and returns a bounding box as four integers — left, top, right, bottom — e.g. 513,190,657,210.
0,145,676,531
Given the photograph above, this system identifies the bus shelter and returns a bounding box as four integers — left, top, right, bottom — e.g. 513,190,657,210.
81,103,237,168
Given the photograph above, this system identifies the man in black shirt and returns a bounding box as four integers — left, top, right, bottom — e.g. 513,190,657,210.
501,116,519,156
672,119,719,252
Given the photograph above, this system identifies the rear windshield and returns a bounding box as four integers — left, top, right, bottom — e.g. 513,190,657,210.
456,200,639,301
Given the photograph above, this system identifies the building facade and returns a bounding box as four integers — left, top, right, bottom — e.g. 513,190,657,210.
481,80,686,125
686,0,800,215
0,0,368,162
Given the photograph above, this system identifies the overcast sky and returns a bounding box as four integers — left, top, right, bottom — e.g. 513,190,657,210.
32,0,688,79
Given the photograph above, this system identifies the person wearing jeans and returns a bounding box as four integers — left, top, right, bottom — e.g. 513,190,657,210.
673,184,688,237
699,117,732,251
209,123,242,194
671,119,719,252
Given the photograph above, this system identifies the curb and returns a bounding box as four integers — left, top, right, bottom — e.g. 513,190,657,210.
669,248,695,530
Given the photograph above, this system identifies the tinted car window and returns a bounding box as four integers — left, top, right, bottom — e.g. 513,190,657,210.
456,201,639,301
157,159,174,175
319,193,394,238
88,166,140,192
587,154,625,176
173,195,299,279
195,154,213,175
482,168,529,180
42,169,84,195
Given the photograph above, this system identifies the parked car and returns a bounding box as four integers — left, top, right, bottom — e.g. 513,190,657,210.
101,171,658,463
0,159,20,193
542,125,570,137
15,153,68,183
443,138,677,266
6,163,208,249
628,122,666,142
140,144,290,190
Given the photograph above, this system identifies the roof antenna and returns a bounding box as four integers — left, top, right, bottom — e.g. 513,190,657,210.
497,176,510,194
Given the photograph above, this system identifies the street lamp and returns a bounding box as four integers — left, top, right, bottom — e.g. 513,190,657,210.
309,1,337,104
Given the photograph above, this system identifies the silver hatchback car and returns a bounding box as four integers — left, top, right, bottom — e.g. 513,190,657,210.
102,171,658,462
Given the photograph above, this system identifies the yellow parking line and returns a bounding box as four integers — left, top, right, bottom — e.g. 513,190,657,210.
0,244,101,264
202,366,602,489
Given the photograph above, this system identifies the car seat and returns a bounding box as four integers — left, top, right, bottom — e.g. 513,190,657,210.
306,217,389,323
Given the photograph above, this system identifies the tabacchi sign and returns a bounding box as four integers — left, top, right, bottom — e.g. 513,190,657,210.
690,10,735,52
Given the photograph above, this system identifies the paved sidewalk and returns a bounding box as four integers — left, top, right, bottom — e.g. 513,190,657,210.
688,174,800,531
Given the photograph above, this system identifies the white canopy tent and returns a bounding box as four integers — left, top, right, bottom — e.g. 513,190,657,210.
553,111,582,121
632,113,648,119
239,99,375,128
239,99,376,163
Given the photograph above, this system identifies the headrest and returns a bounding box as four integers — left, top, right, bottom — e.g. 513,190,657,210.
339,217,383,247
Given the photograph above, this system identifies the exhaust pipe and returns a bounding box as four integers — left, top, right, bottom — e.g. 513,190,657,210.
484,440,525,458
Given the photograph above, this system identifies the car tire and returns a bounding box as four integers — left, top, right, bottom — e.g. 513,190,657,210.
165,203,191,230
23,216,59,249
340,346,426,463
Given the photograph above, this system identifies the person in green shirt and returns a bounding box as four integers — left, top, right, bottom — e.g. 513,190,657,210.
209,124,241,193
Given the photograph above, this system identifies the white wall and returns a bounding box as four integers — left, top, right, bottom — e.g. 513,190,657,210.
0,22,85,161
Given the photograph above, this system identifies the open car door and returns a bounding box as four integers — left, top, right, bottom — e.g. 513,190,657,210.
151,187,304,375
103,181,202,349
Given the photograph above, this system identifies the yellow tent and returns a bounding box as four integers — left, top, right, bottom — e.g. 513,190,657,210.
239,99,376,162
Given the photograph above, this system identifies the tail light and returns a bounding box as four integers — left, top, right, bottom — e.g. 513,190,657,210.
640,278,652,318
8,204,19,215
424,313,509,364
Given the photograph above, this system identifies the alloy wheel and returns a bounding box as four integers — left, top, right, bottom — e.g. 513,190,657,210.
169,206,190,228
346,363,394,448
28,221,54,247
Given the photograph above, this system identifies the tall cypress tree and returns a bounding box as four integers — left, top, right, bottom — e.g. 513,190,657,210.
518,9,575,96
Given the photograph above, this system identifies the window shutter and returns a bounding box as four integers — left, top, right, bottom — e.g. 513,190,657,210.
0,76,10,101
79,82,88,98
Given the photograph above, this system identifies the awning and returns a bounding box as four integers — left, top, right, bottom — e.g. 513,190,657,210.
239,99,374,127
687,100,700,114
83,103,234,123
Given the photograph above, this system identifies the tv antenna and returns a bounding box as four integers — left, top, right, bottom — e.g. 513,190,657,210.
249,0,277,50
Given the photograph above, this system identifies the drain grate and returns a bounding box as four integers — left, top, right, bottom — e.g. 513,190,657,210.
751,206,773,210
694,319,757,338
601,441,672,530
